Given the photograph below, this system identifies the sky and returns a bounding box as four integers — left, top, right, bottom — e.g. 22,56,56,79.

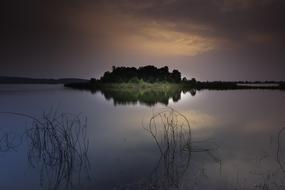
1,0,285,80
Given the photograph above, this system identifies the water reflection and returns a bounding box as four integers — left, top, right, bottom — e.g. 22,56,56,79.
122,108,220,190
143,108,192,189
81,87,196,106
133,108,285,190
0,129,20,152
246,127,285,190
0,111,90,190
1,85,285,189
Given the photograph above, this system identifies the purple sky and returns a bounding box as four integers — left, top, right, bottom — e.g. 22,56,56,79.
1,0,285,80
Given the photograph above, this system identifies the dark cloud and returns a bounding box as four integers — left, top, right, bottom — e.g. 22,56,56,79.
0,0,284,80
116,0,285,45
4,0,284,46
2,0,284,50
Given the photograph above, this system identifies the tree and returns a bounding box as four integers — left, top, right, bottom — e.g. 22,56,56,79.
129,77,140,83
172,69,181,82
90,78,97,83
99,66,183,83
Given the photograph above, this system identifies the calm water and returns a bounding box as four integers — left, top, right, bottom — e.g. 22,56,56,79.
0,85,285,190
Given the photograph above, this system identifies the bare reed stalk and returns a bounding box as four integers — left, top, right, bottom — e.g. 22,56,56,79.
277,126,285,173
140,108,192,190
0,111,90,190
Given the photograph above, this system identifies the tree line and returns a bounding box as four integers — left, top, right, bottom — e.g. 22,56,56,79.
99,66,182,83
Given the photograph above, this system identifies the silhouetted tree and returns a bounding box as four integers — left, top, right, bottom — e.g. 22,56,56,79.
99,66,182,83
172,69,181,83
90,78,96,83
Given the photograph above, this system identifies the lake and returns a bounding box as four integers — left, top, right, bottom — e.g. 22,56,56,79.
0,85,285,190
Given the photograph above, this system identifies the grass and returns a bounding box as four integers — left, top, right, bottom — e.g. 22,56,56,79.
99,82,183,106
66,81,183,90
65,81,184,106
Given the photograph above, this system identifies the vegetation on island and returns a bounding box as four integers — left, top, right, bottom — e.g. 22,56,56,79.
65,66,192,90
65,65,285,90
99,66,182,83
65,66,191,105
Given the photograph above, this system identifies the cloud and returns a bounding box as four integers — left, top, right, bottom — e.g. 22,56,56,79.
121,25,216,56
60,0,285,58
3,0,284,55
1,0,285,79
67,3,218,56
115,0,285,45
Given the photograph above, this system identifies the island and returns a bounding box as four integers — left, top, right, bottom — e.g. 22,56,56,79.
63,66,285,106
64,65,285,91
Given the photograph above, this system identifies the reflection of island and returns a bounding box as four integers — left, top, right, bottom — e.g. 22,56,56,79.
90,83,193,106
98,85,182,106
68,82,197,106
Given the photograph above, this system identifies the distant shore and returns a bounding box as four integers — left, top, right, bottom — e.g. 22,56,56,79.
64,80,285,91
1,75,284,91
0,76,88,84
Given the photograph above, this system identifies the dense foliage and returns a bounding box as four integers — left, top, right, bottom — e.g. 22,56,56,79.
100,66,181,83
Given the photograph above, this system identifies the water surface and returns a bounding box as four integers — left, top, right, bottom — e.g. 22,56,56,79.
0,85,285,190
